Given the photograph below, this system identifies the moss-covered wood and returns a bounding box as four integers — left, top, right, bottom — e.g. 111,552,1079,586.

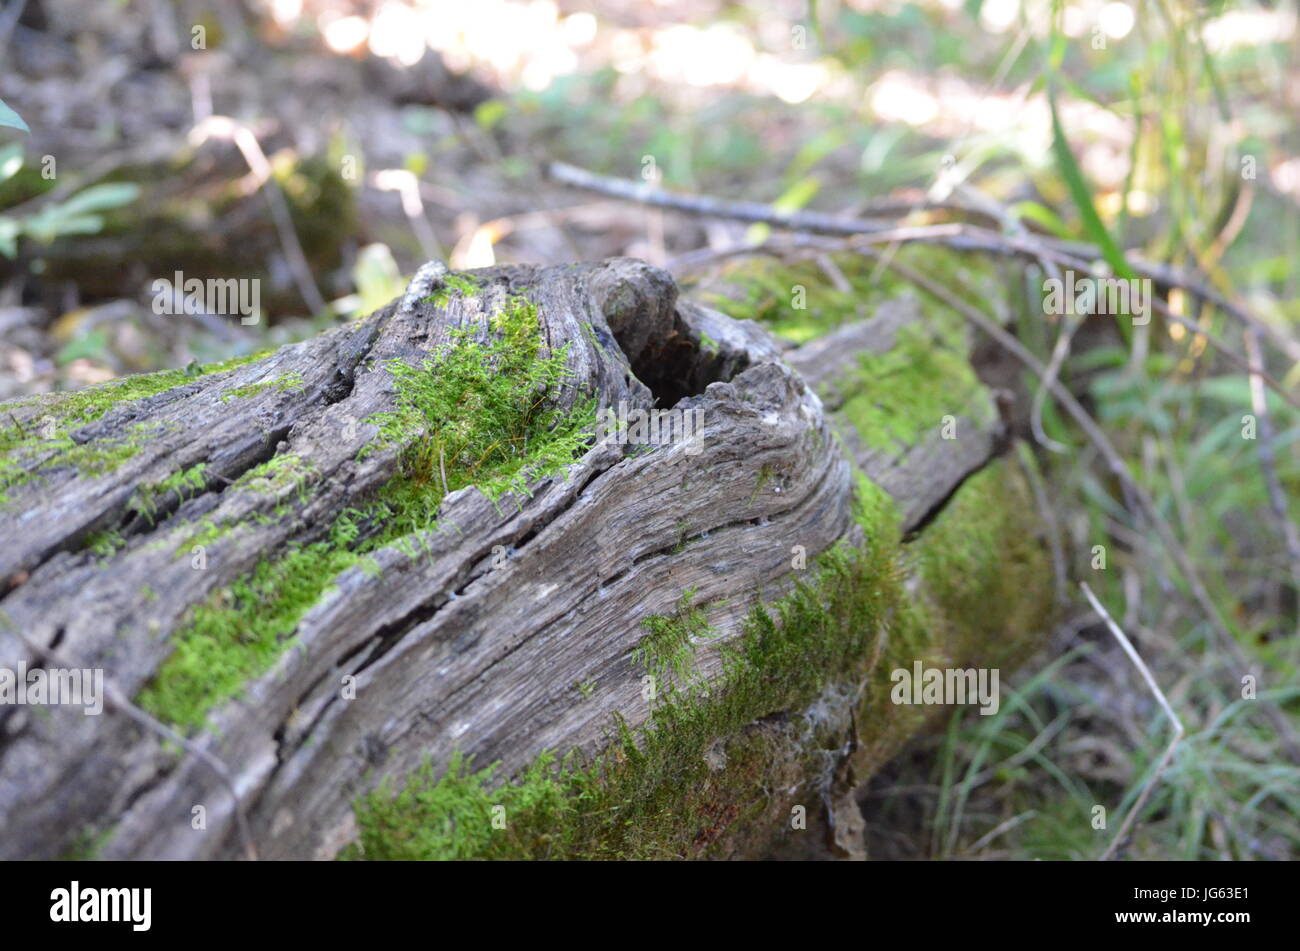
0,255,1054,860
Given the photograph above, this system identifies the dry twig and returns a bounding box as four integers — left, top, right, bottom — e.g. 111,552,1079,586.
1081,582,1184,861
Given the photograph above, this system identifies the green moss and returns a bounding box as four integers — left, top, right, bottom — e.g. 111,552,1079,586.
632,587,714,689
157,462,209,499
748,463,775,503
84,528,126,559
697,247,998,346
840,323,991,453
140,289,596,731
349,750,582,861
233,453,313,500
0,351,265,506
347,472,922,860
697,257,863,343
56,825,112,861
364,291,595,506
579,321,606,356
128,463,209,525
219,372,305,403
176,517,231,554
278,154,356,277
426,273,480,308
911,462,1053,668
139,528,362,729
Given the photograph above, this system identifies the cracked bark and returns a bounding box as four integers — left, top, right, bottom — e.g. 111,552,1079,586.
0,256,1037,860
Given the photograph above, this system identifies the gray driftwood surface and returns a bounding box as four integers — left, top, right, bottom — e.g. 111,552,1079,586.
0,257,1033,859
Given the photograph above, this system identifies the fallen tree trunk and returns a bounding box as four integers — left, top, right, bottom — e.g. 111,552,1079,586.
0,257,1054,860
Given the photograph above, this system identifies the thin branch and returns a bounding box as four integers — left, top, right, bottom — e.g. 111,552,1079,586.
966,809,1039,855
1244,328,1300,635
1080,582,1184,861
547,161,897,236
1016,444,1069,606
557,161,1300,367
6,625,259,860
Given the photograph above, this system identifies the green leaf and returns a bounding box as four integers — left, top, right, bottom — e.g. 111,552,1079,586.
350,242,406,317
773,175,821,215
19,183,139,243
21,207,105,244
0,97,28,133
54,182,140,216
474,99,508,131
1008,200,1071,239
56,328,111,366
1048,86,1134,282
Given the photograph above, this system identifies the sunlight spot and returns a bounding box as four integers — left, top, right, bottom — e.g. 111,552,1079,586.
1204,9,1296,52
369,2,425,65
321,14,370,54
980,0,1021,34
869,71,938,125
1272,158,1300,197
561,12,598,46
270,0,303,26
1100,2,1135,39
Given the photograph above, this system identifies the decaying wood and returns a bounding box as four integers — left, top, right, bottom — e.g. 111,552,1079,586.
0,257,1025,860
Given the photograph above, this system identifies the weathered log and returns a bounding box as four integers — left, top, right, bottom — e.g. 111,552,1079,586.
0,257,1054,859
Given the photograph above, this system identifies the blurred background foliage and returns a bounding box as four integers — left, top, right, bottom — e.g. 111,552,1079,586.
0,0,1297,859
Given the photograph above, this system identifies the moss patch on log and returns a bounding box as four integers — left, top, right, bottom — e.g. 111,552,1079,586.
219,372,306,403
138,289,596,731
345,456,1052,860
632,586,715,689
0,352,266,506
695,246,1001,345
344,474,908,860
426,272,481,308
128,463,210,525
363,291,595,505
841,322,993,452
